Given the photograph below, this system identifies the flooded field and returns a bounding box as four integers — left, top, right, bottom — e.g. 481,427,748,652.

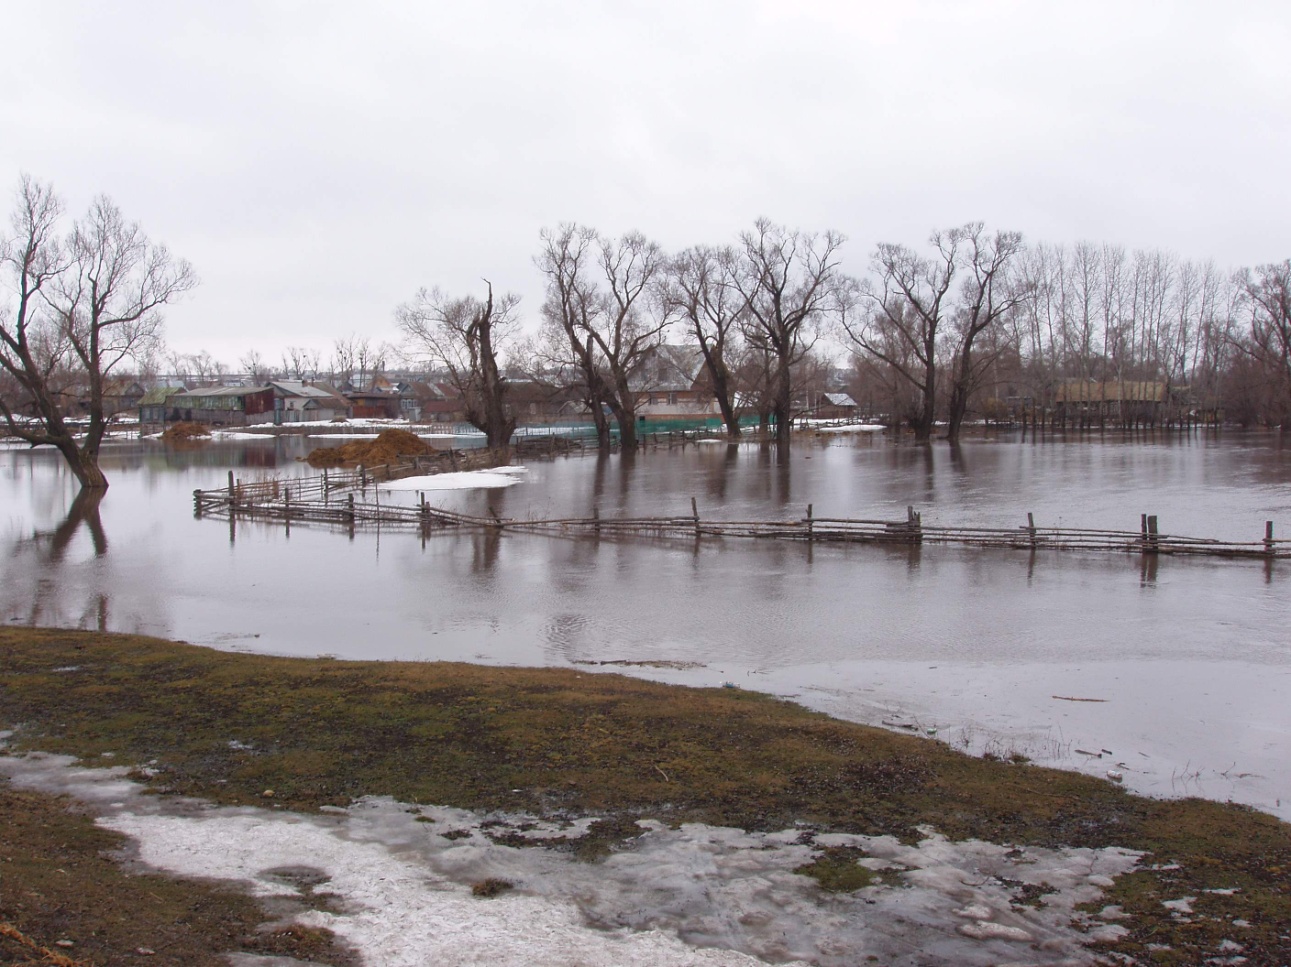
2,428,1288,818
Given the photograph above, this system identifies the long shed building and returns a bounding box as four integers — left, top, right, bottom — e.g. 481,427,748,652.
166,386,275,426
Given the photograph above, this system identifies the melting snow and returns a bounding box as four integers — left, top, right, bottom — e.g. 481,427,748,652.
1,751,1140,966
379,467,527,492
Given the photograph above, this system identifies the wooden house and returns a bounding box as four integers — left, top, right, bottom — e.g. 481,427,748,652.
165,386,275,426
269,381,351,423
631,344,720,422
813,392,859,420
138,384,185,425
344,388,402,420
1053,380,1170,427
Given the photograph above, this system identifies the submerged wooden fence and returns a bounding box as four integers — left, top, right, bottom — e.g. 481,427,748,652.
193,465,1289,560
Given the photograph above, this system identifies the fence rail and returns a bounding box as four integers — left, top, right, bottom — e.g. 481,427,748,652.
193,469,1288,561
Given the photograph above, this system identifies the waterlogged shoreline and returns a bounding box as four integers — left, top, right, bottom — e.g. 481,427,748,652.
1,627,1288,965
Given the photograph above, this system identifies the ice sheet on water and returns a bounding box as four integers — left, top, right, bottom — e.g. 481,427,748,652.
1,751,1139,967
379,468,526,492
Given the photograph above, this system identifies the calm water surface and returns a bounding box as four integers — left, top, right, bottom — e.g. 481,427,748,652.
2,430,1288,818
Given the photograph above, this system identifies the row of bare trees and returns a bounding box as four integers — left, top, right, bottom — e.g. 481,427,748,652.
975,244,1291,430
8,170,1291,491
148,334,397,392
397,219,852,458
399,219,1291,460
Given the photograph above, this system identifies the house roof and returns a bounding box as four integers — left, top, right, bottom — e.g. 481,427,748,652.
270,381,349,404
629,344,706,393
169,386,272,400
821,393,858,408
138,387,172,406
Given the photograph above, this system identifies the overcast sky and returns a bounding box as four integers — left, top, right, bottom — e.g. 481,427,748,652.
4,1,1288,366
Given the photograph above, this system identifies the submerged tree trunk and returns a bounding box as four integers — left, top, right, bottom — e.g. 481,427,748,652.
57,439,110,490
610,402,639,450
912,364,937,442
714,375,742,440
589,391,612,450
945,343,973,444
772,359,793,454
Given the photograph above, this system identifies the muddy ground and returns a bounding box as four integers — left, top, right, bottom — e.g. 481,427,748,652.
1,627,1288,965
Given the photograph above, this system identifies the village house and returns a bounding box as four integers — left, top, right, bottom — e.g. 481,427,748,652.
1052,379,1176,426
811,392,859,420
401,381,462,423
137,382,188,425
344,386,402,419
165,386,275,426
505,379,576,423
70,379,146,420
631,344,721,423
268,380,351,423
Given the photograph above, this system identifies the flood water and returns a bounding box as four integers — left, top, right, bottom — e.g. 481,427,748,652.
2,429,1288,819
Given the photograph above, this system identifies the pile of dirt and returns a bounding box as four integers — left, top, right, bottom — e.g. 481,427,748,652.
160,422,212,444
305,428,437,468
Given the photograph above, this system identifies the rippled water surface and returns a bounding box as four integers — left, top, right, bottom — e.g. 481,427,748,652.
2,429,1288,817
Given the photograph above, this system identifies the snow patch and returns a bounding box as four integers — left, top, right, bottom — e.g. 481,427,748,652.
380,470,525,492
0,753,1142,967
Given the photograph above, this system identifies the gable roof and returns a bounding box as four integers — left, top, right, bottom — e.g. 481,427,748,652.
629,343,706,393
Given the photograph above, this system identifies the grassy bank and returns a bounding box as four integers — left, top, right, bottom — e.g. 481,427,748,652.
1,627,1288,964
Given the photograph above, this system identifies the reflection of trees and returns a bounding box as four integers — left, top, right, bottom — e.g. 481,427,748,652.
6,489,110,629
703,444,741,501
471,527,502,575
48,488,109,559
752,444,792,506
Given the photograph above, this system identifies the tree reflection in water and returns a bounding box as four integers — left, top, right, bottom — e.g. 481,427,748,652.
17,488,110,630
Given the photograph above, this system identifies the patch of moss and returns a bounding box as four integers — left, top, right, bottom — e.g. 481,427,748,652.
794,848,877,892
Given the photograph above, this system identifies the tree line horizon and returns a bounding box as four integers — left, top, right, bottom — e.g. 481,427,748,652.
4,175,1291,490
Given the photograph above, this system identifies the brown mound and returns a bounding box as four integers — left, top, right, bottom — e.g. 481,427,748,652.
160,421,212,444
305,428,437,468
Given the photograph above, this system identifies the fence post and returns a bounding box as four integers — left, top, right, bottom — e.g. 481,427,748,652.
1027,511,1037,549
907,505,923,545
1147,514,1159,552
806,503,814,541
193,489,202,518
1265,520,1275,557
347,493,355,523
691,497,700,538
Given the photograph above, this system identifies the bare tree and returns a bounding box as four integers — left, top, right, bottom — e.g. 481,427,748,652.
667,245,749,438
845,233,958,442
188,350,221,384
1236,260,1291,427
281,345,321,380
1,177,195,490
733,219,847,454
240,347,270,384
944,224,1027,443
331,333,371,388
536,224,613,448
537,225,672,451
397,281,519,452
584,230,672,450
